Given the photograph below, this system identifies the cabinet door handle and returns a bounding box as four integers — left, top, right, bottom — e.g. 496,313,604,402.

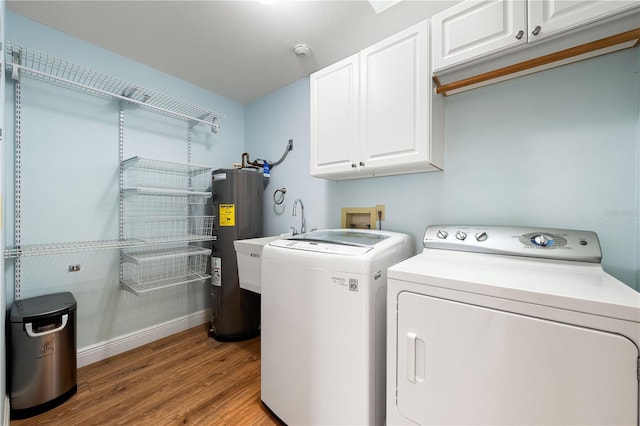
515,30,524,40
351,163,357,168
531,25,541,36
359,161,365,167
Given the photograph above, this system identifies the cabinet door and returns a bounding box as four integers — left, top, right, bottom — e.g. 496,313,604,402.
528,0,640,43
310,54,359,177
395,291,639,425
359,21,430,172
432,0,526,72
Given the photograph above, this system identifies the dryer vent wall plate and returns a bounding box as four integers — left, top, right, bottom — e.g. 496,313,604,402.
341,207,377,229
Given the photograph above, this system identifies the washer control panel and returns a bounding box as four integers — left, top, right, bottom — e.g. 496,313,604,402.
423,225,601,263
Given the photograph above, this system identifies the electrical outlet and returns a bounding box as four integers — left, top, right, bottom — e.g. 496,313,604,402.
376,204,385,221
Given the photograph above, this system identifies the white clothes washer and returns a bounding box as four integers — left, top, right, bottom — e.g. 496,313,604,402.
387,225,640,426
261,229,413,425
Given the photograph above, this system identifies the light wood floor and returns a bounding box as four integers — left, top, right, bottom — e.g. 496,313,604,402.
12,325,281,425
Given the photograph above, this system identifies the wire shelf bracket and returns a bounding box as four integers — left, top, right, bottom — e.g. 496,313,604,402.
6,42,225,131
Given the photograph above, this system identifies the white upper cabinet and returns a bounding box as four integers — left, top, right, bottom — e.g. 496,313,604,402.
432,0,526,72
528,0,640,43
433,0,640,74
310,55,360,177
310,20,443,180
359,23,431,172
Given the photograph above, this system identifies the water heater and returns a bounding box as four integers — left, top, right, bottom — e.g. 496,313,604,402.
210,168,264,341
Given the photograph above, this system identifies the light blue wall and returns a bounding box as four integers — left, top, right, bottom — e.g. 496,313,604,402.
4,11,245,348
247,47,640,291
245,78,331,235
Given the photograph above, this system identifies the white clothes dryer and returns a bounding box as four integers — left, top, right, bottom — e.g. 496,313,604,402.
261,229,413,425
387,225,640,425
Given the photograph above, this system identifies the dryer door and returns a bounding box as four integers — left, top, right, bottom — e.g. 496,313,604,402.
395,291,639,425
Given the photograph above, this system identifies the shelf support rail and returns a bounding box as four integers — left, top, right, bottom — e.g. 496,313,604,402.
14,72,22,300
119,107,125,288
187,126,193,231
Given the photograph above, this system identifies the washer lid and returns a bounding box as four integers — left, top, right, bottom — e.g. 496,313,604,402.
268,239,373,255
292,229,390,245
270,229,392,255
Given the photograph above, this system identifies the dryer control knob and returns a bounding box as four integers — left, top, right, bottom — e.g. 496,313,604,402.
436,230,448,239
476,232,488,242
456,231,467,241
531,234,554,247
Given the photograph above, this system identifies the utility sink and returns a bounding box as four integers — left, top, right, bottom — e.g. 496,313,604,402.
234,236,282,294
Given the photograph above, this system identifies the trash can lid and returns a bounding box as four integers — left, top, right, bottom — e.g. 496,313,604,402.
10,292,77,323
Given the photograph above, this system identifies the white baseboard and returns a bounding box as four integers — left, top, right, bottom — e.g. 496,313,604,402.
77,309,210,368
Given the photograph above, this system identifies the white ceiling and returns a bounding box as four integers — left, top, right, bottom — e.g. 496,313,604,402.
7,0,462,104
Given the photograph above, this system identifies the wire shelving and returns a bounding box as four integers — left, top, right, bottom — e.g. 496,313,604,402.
5,42,220,297
122,156,212,191
121,246,212,295
6,43,224,130
120,157,214,294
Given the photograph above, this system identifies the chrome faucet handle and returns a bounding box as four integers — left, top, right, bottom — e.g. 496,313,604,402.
289,226,298,236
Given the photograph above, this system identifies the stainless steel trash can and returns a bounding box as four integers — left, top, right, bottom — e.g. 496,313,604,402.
9,292,77,419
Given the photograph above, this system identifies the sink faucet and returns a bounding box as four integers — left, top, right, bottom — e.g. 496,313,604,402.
292,198,306,235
